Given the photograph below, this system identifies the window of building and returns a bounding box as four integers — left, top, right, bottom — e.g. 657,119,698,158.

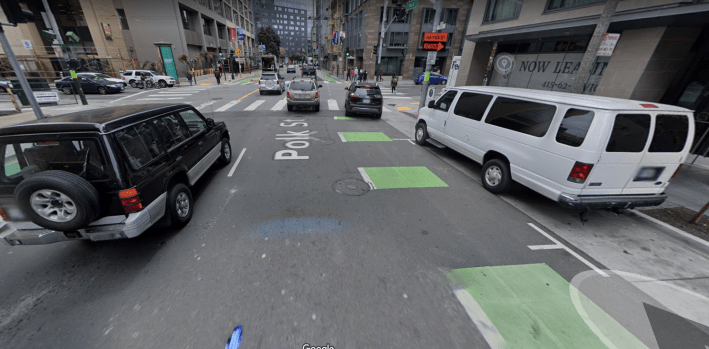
217,25,225,40
388,32,408,47
454,93,494,121
606,114,651,152
485,97,557,137
423,8,435,23
484,0,523,23
555,109,595,147
203,17,213,36
116,9,129,30
547,0,605,11
443,9,458,25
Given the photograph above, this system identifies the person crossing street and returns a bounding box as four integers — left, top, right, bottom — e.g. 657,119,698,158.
215,68,222,85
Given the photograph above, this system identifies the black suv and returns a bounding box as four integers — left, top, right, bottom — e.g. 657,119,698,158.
0,104,231,246
344,83,383,119
301,65,316,77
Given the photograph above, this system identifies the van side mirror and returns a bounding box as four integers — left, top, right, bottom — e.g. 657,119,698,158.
206,118,215,127
318,84,322,88
428,100,435,108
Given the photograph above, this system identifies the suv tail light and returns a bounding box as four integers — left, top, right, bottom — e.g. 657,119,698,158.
350,93,357,97
119,188,143,213
287,91,290,99
0,206,9,220
568,161,594,183
315,91,318,98
276,80,280,84
258,80,261,85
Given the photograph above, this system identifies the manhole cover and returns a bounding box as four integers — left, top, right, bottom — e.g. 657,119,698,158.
333,179,370,196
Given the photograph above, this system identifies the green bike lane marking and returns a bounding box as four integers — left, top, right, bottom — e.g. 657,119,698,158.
357,166,448,189
450,264,647,349
337,132,392,142
321,74,338,82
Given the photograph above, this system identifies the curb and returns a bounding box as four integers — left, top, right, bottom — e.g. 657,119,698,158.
630,209,709,256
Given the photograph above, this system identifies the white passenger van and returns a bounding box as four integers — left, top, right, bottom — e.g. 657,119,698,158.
415,86,694,210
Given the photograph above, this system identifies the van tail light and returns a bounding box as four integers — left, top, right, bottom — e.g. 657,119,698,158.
315,91,318,98
671,165,682,179
568,162,594,183
287,91,290,99
119,188,143,213
0,206,9,220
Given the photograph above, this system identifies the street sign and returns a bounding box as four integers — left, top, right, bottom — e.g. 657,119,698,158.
237,34,244,41
426,51,437,65
597,33,621,57
423,42,444,51
425,86,436,105
258,45,266,52
423,32,448,42
235,48,242,55
33,91,59,104
435,23,446,31
405,0,418,11
22,40,32,50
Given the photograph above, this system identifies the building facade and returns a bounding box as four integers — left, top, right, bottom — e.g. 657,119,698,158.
326,0,472,80
457,0,709,156
0,0,256,81
252,0,312,58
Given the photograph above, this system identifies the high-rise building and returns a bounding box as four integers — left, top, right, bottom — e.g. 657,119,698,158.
252,0,311,57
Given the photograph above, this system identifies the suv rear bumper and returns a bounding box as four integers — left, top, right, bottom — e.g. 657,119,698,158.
287,99,319,107
1,192,166,246
558,192,667,210
349,105,382,115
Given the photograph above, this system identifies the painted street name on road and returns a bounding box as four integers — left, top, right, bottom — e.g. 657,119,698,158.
274,119,310,160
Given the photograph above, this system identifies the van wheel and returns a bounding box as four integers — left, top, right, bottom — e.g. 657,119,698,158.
415,123,428,145
168,183,193,227
482,159,512,194
218,138,232,166
14,171,100,231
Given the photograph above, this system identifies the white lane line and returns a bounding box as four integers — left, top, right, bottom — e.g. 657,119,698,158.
337,132,347,142
527,223,609,277
392,139,412,141
407,140,416,145
528,244,565,250
384,96,412,99
137,98,185,100
227,148,246,177
214,100,240,112
357,167,376,190
453,287,507,349
148,94,192,97
328,99,339,110
196,101,216,110
110,90,149,103
271,98,287,111
158,91,198,93
383,106,391,112
244,100,265,111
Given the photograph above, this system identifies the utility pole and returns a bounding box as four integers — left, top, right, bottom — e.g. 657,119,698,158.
41,0,67,59
419,0,442,109
570,0,620,94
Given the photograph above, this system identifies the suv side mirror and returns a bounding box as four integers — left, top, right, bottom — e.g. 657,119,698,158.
318,84,322,88
206,118,215,127
428,101,435,108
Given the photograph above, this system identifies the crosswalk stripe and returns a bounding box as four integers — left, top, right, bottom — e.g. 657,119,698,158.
148,94,191,97
244,100,265,111
328,99,339,110
214,100,241,112
137,97,184,100
271,99,287,111
196,101,216,110
382,106,391,112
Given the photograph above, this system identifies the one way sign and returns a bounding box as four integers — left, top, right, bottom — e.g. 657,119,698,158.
423,42,444,51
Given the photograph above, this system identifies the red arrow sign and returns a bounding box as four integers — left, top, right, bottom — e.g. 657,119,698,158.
423,42,445,51
423,32,448,42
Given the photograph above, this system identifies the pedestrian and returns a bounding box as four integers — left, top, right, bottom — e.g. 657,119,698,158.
186,70,193,86
214,67,222,85
363,70,368,83
379,68,384,82
391,75,398,94
354,67,359,82
350,69,354,82
139,72,147,89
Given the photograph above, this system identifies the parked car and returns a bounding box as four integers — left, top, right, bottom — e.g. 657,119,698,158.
259,72,285,95
301,65,316,77
287,79,321,111
287,65,296,73
414,86,694,211
0,103,231,246
344,83,383,119
121,70,176,88
54,76,124,95
77,72,126,86
414,72,447,85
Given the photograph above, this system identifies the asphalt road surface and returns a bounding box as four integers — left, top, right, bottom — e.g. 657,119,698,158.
0,67,700,349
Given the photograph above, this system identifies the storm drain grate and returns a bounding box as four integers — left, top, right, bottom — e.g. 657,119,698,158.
333,179,370,196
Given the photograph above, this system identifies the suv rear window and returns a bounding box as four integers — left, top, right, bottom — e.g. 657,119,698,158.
555,109,595,147
290,82,315,90
353,87,381,96
261,74,277,80
485,97,557,137
606,114,651,152
1,139,110,183
649,114,689,153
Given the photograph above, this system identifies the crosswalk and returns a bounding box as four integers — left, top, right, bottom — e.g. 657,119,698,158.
137,88,206,102
183,98,394,113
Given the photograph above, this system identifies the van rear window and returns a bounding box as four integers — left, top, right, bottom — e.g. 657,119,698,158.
649,114,689,153
485,97,557,137
555,109,594,147
606,114,651,153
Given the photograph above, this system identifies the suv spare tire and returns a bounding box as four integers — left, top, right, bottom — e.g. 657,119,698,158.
14,170,100,231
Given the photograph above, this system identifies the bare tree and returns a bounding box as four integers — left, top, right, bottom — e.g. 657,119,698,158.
193,53,204,69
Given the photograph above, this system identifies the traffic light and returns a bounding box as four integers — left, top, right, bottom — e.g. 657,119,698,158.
373,45,378,55
0,0,35,24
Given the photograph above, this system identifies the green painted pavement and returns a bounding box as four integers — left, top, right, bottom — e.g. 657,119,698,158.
334,116,358,120
235,77,254,83
362,166,448,189
341,132,392,142
450,264,647,349
322,75,338,82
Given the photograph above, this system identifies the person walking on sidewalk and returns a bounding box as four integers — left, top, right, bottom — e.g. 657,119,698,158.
186,70,193,86
354,67,359,83
380,68,384,82
214,68,222,85
391,75,398,94
349,69,354,82
363,70,368,83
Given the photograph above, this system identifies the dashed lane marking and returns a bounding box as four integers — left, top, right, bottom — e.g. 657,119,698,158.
227,148,246,177
196,101,216,110
527,223,608,277
328,99,339,110
271,98,287,111
109,90,149,103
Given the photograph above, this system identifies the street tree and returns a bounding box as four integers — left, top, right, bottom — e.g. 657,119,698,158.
289,53,305,63
258,27,281,56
